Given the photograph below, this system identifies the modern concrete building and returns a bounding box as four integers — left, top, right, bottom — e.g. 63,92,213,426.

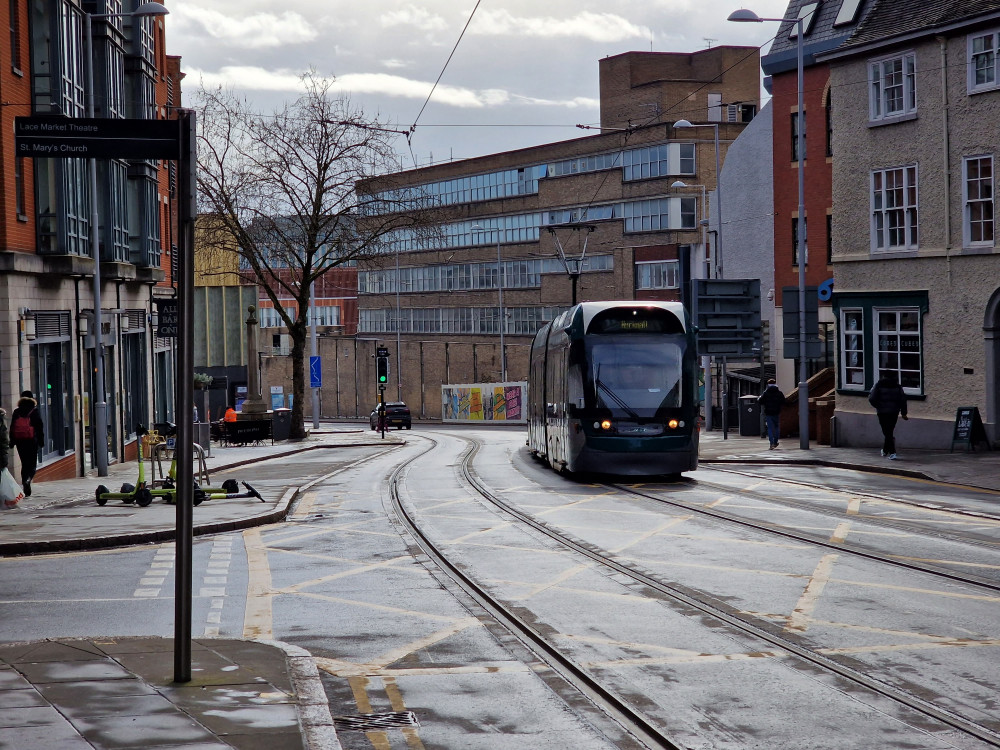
824,0,1000,447
0,1,180,479
343,48,760,419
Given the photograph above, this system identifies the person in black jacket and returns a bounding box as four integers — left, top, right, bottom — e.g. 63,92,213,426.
757,379,785,449
10,391,44,495
868,372,908,459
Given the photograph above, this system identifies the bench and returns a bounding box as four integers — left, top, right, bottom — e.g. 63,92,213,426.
219,419,272,447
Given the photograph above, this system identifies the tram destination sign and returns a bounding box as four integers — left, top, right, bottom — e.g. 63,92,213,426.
14,116,181,160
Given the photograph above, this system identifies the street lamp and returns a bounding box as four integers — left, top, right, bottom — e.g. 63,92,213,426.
470,224,506,382
673,119,723,279
84,1,170,476
729,7,810,450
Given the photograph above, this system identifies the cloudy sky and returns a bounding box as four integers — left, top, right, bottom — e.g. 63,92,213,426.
166,0,790,167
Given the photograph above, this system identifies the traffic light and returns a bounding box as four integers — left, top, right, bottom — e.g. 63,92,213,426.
376,356,389,384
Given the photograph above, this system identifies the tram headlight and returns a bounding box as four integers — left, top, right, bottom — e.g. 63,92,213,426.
596,419,612,431
667,419,679,430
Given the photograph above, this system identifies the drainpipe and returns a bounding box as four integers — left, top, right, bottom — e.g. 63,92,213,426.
939,37,952,267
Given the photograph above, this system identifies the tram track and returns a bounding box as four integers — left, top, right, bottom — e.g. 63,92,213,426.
387,434,684,750
607,477,1000,594
448,434,1000,748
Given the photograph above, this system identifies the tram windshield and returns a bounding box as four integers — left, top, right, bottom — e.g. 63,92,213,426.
588,337,685,416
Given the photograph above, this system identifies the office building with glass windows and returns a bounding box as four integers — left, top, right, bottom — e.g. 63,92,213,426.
0,2,180,479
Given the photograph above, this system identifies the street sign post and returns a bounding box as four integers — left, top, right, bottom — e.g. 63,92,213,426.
14,116,181,160
692,278,762,357
309,356,322,389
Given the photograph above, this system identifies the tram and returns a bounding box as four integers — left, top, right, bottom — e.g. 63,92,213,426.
527,301,699,477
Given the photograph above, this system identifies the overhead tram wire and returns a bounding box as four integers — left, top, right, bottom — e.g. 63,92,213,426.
406,0,482,167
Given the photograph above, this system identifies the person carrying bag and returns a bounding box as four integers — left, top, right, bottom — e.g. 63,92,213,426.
0,408,24,509
10,390,44,496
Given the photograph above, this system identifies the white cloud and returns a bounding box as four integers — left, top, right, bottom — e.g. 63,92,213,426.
471,9,649,42
382,59,410,70
173,6,318,49
186,66,599,112
380,6,448,32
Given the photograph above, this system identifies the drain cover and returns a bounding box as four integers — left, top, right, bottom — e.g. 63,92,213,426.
333,710,419,732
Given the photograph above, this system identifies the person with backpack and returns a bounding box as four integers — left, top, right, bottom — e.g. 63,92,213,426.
10,390,44,496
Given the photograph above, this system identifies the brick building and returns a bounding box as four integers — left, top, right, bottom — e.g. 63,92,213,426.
0,1,180,479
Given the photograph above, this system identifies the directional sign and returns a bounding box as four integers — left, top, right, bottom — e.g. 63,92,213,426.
692,278,762,357
310,356,322,388
14,116,181,160
155,299,178,338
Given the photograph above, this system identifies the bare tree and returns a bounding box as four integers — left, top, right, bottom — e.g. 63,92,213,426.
195,72,426,439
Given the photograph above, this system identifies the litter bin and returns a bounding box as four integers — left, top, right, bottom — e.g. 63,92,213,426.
271,408,292,441
738,395,761,437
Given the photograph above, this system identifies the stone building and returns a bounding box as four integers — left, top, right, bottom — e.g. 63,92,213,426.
825,0,1000,447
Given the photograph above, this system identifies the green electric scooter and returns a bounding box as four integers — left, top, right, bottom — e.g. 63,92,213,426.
96,425,206,508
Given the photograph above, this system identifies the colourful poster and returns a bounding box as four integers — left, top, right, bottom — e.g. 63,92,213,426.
441,382,527,424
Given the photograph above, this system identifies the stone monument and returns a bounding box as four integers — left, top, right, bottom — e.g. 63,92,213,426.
239,305,269,417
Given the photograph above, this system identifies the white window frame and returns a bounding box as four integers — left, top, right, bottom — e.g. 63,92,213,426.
871,165,919,252
839,308,865,391
868,52,917,122
963,155,994,247
873,307,922,394
968,29,1000,93
635,260,679,290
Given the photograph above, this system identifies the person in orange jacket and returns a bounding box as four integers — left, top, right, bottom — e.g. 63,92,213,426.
224,406,238,423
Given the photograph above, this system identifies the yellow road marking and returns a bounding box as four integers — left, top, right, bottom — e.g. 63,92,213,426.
384,676,425,750
786,553,838,632
242,528,273,639
830,521,852,544
290,490,317,519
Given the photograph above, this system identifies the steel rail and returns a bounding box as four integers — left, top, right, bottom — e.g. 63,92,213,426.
456,439,1000,748
612,479,1000,594
386,435,684,750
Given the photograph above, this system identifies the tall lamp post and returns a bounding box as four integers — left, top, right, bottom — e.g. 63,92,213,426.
728,8,809,449
84,1,170,476
471,224,506,382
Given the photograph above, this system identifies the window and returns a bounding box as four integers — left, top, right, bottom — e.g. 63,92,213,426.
791,111,805,162
871,165,918,251
9,0,21,71
964,155,994,246
792,216,807,266
622,143,695,181
635,261,679,290
840,309,865,389
869,53,916,122
875,308,921,392
834,0,863,26
969,30,1000,93
624,198,696,233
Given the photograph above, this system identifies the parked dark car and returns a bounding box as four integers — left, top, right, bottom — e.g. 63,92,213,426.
371,401,412,430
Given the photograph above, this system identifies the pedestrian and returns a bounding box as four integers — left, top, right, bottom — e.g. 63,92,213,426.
757,379,785,450
868,371,908,459
0,407,9,477
224,405,238,423
10,391,43,495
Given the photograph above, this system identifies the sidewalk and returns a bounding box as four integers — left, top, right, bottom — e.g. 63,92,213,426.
698,430,1000,494
1,425,997,750
0,426,397,750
